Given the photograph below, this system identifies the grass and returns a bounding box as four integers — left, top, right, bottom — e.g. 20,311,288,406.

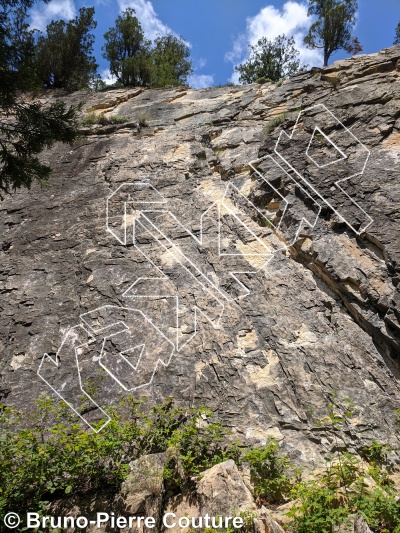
137,113,150,127
81,111,127,126
262,112,288,137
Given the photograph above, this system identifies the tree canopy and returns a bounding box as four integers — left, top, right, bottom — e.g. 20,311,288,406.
235,35,306,84
35,7,98,90
0,0,80,196
102,8,152,87
102,8,192,88
304,0,361,67
150,34,192,88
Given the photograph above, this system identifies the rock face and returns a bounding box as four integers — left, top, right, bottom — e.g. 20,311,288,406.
197,460,256,516
1,47,400,463
117,453,167,531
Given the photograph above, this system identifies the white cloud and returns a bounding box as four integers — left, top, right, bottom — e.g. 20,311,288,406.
30,0,76,32
188,74,214,89
225,1,323,83
118,0,176,41
100,68,117,85
197,57,207,69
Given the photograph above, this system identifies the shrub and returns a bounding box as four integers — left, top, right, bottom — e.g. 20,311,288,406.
81,111,126,126
167,406,241,481
243,437,293,503
288,452,400,533
1,394,399,533
0,396,239,531
137,113,149,127
288,398,400,533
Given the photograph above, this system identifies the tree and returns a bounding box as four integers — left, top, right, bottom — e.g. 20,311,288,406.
102,8,152,87
150,34,193,87
394,22,400,45
304,0,361,67
35,7,98,90
235,35,306,84
0,0,80,196
102,10,193,88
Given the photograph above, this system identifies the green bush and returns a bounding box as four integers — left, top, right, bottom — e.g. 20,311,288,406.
288,399,400,533
288,452,400,533
262,112,288,137
1,394,399,533
168,406,241,481
243,437,293,503
0,396,239,531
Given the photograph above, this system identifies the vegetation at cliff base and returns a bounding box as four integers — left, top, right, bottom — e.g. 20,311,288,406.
0,395,399,533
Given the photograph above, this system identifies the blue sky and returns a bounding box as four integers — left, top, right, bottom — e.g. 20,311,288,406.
29,0,400,88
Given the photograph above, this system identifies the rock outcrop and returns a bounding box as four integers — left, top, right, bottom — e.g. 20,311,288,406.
1,46,400,467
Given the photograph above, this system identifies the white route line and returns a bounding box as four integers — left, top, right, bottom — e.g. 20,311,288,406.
248,154,323,251
80,305,175,393
38,103,373,431
274,103,373,235
38,325,111,433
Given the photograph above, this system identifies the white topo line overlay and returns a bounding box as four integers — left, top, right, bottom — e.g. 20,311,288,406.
38,104,372,430
273,103,373,235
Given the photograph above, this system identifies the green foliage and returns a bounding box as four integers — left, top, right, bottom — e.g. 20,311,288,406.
262,112,288,137
0,99,80,196
0,396,239,530
0,2,38,98
235,35,306,84
150,34,193,87
35,7,98,90
304,0,361,66
167,406,241,481
288,452,400,533
0,0,81,196
81,111,126,126
1,394,400,533
102,8,152,87
236,509,258,532
102,9,192,88
360,441,392,467
289,398,400,533
243,437,293,503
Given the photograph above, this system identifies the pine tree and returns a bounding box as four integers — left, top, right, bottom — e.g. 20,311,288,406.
0,0,80,196
102,10,193,88
102,8,152,87
35,7,98,90
150,35,193,88
235,35,306,84
304,0,361,67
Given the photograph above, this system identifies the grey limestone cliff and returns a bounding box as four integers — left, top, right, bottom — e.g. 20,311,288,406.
1,46,400,466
